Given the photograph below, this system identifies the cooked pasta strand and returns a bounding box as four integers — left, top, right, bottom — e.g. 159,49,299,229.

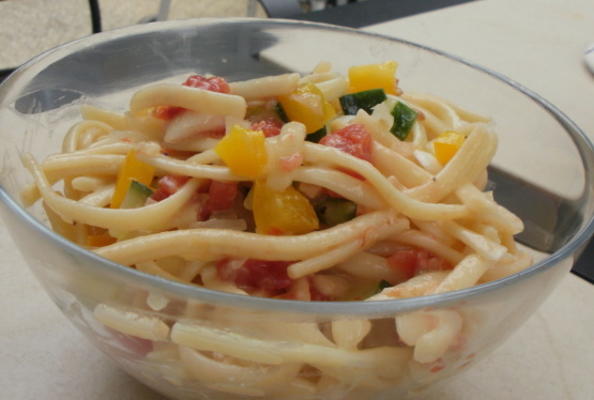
130,84,247,118
378,271,449,299
26,155,200,231
95,211,398,265
440,221,507,262
372,141,432,188
62,120,113,152
41,154,124,182
481,250,533,282
201,264,249,295
433,254,491,294
315,75,348,102
331,319,372,350
292,167,385,210
172,322,411,370
179,346,301,394
456,183,524,234
136,152,240,181
79,184,114,207
410,310,463,363
94,303,169,341
230,73,300,99
337,251,397,283
136,260,186,282
303,143,468,221
402,93,462,130
405,126,497,202
81,105,166,140
51,142,133,158
287,217,408,279
391,230,464,265
71,176,111,192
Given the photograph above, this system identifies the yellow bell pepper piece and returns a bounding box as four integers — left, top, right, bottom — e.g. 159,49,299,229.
323,99,337,121
278,83,335,134
348,61,398,95
252,181,319,235
433,131,465,165
110,150,155,208
215,125,268,179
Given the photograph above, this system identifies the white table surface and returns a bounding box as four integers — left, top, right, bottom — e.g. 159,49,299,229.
2,0,594,398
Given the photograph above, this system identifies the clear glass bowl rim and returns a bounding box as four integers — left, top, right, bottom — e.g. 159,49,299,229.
1,17,593,317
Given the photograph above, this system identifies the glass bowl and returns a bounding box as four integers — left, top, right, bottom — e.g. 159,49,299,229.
1,18,593,400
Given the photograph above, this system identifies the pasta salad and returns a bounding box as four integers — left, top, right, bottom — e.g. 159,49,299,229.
21,61,533,398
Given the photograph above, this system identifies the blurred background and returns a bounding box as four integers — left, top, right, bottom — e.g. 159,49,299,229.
0,0,371,73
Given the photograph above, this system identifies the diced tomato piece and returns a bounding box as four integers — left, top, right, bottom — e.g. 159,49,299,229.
320,124,372,162
239,259,293,294
203,127,227,138
150,175,190,201
183,75,230,94
430,363,445,373
387,248,451,282
217,258,293,296
415,249,451,274
387,249,418,282
154,105,184,120
250,117,283,137
153,75,230,121
207,181,238,211
266,227,285,236
199,181,238,219
320,124,372,179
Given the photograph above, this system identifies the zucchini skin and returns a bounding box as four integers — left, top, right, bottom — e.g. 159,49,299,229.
316,197,357,227
306,126,327,143
339,89,387,115
121,180,154,209
274,102,290,123
390,101,417,140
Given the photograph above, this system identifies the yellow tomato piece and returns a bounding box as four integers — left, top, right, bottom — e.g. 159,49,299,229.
348,61,398,95
215,125,268,179
433,131,465,165
252,181,319,235
278,83,334,134
110,150,155,208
